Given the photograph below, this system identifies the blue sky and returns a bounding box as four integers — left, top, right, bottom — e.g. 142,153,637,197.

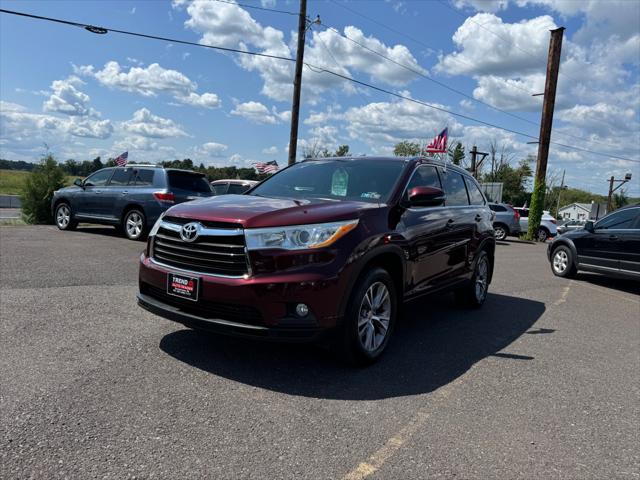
1,0,638,196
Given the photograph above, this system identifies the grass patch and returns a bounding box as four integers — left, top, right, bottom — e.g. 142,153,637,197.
0,217,27,226
0,169,77,195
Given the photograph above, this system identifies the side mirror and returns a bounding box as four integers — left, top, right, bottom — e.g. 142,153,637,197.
584,221,594,232
73,178,84,188
407,186,445,207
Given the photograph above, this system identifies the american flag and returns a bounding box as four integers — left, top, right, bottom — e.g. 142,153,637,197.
425,128,448,154
253,160,279,174
115,151,128,167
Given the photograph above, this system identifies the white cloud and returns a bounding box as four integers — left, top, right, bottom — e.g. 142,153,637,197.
231,101,277,124
121,108,187,138
194,141,229,157
42,76,98,117
76,61,221,108
179,0,424,101
262,146,278,155
453,0,508,12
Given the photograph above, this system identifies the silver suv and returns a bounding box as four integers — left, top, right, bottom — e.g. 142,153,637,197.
514,207,557,241
488,203,521,240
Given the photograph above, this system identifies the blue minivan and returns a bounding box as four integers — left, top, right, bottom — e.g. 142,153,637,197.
51,166,213,240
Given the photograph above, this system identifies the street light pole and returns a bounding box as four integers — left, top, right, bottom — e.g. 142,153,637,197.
556,169,565,218
607,173,633,211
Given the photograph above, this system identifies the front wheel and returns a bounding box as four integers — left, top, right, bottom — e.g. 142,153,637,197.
550,245,577,278
337,267,397,366
55,202,77,231
455,250,490,308
123,209,146,241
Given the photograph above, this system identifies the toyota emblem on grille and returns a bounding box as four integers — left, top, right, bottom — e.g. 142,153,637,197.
180,222,200,242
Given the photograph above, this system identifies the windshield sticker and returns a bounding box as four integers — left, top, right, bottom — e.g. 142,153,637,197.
331,168,348,197
361,192,381,199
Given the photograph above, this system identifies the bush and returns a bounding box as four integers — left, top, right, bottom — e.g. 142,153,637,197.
20,155,66,224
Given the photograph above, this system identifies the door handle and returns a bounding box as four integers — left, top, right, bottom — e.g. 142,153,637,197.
446,219,455,227
121,191,128,195
475,214,482,222
609,235,619,241
94,190,102,194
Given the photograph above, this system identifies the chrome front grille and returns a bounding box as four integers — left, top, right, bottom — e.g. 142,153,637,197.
151,220,249,277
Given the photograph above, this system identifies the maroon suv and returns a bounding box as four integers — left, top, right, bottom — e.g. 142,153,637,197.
137,157,495,364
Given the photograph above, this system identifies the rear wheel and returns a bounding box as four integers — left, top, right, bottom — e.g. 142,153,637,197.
123,209,146,241
337,268,397,366
54,202,77,231
494,224,508,241
537,227,549,242
550,245,577,278
455,250,490,308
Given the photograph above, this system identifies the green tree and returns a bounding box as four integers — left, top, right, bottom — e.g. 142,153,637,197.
449,142,465,166
335,145,350,157
481,157,532,206
91,156,103,171
393,141,421,157
614,190,628,209
21,155,66,224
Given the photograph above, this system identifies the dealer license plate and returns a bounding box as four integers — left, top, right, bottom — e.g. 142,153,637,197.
167,273,199,301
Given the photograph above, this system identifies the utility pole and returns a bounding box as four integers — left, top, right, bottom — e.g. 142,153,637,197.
527,27,565,241
555,169,565,218
606,173,633,211
287,0,308,166
469,145,489,179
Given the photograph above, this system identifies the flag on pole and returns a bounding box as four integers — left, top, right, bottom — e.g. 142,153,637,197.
115,151,128,166
425,128,448,154
253,160,279,174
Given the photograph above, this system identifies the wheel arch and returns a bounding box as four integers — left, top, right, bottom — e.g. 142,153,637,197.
121,203,146,224
338,245,406,320
550,238,578,265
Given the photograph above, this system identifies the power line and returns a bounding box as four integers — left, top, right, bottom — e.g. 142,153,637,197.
209,0,298,16
1,7,638,164
317,20,542,128
328,0,538,97
325,1,623,150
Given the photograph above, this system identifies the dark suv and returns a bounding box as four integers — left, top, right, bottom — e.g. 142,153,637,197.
137,157,495,363
52,166,213,240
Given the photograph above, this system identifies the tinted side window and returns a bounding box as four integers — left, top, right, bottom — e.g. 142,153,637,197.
109,168,133,186
211,183,228,195
84,169,113,187
132,169,155,186
227,183,250,194
440,171,469,206
595,208,639,230
465,177,486,205
489,204,507,212
168,172,212,193
518,209,529,218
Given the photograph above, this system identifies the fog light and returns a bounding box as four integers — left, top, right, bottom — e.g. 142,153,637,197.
295,303,309,317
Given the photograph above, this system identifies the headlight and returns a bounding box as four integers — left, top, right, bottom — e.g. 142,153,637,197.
149,212,166,237
245,220,358,251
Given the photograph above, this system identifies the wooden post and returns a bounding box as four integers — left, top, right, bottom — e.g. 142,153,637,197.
287,0,307,166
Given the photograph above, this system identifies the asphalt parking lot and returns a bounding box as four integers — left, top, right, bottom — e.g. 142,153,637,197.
1,225,638,479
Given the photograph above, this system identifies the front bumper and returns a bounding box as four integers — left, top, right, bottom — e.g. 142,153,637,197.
138,253,349,342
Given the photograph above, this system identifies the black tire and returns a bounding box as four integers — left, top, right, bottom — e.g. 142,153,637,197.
336,267,398,366
494,224,508,241
54,202,77,231
550,245,577,278
122,209,146,241
537,227,549,242
454,250,490,308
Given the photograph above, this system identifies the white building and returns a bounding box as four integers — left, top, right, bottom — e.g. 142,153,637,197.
558,203,591,220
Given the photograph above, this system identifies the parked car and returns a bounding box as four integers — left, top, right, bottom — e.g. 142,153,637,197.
557,219,586,235
488,203,521,240
137,156,495,364
52,166,213,240
548,204,640,280
514,207,557,241
211,179,258,195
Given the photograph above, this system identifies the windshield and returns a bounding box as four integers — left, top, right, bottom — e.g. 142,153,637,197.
249,159,406,203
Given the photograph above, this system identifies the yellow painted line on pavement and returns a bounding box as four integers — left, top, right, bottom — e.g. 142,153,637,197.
554,280,573,306
342,375,469,480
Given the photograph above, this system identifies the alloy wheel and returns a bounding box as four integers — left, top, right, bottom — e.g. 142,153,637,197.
494,226,506,240
537,228,548,242
358,281,391,353
475,256,489,302
126,212,143,239
56,205,70,229
553,250,568,274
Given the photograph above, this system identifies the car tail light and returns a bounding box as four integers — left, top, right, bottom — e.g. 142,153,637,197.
550,219,556,224
153,191,175,202
514,209,520,221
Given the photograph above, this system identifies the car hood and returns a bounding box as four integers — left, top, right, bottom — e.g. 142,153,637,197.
54,185,81,195
164,194,381,228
